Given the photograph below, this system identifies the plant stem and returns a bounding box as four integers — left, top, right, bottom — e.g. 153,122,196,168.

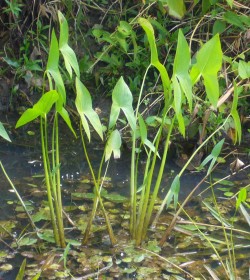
0,161,37,231
80,125,116,245
130,65,151,238
41,117,60,246
54,113,66,247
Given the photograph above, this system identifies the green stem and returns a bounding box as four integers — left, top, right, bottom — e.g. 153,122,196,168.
130,65,151,238
41,116,60,246
0,161,37,231
142,115,175,240
54,113,66,248
80,125,116,245
135,119,164,245
158,115,231,245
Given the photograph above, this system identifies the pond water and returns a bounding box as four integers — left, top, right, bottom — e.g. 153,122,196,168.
0,118,249,279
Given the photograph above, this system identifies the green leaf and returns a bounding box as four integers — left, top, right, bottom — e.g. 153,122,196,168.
236,188,247,210
224,11,246,30
165,0,186,19
213,20,226,35
199,138,225,174
138,17,170,99
103,192,128,203
105,129,121,161
46,30,66,104
167,175,180,209
238,60,250,79
172,76,185,136
0,122,11,142
230,82,241,143
37,229,55,243
138,114,157,153
109,77,136,130
117,21,132,37
225,0,233,8
75,77,103,141
190,34,222,108
15,258,26,280
16,90,59,128
173,29,192,110
57,107,76,137
18,237,37,246
138,18,158,64
58,11,80,78
138,114,147,142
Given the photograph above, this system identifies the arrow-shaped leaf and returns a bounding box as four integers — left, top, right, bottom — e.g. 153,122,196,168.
75,77,103,141
190,34,222,108
109,77,136,131
16,90,59,128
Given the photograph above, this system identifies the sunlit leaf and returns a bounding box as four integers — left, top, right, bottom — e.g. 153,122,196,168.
0,122,11,142
16,90,59,128
105,129,121,161
46,30,66,104
75,77,103,141
57,107,76,137
238,60,250,79
109,77,136,130
190,34,222,108
165,0,186,19
58,11,80,78
173,30,192,110
138,18,170,98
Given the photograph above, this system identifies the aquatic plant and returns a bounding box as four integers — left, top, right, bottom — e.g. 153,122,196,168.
125,18,243,246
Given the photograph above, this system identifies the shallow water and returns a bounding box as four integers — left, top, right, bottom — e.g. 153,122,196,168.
0,121,249,279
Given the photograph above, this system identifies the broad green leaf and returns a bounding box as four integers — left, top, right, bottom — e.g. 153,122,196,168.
117,21,132,38
190,34,222,107
18,237,37,246
224,11,246,30
105,129,121,161
230,82,241,143
47,30,59,72
173,29,192,111
165,0,186,19
202,0,211,14
46,30,66,104
172,76,185,136
58,11,80,78
75,77,103,141
16,90,59,128
0,122,11,142
138,18,158,64
57,107,76,137
226,0,233,8
213,20,226,35
167,175,180,209
109,77,136,130
238,60,250,79
236,189,247,210
138,18,170,99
